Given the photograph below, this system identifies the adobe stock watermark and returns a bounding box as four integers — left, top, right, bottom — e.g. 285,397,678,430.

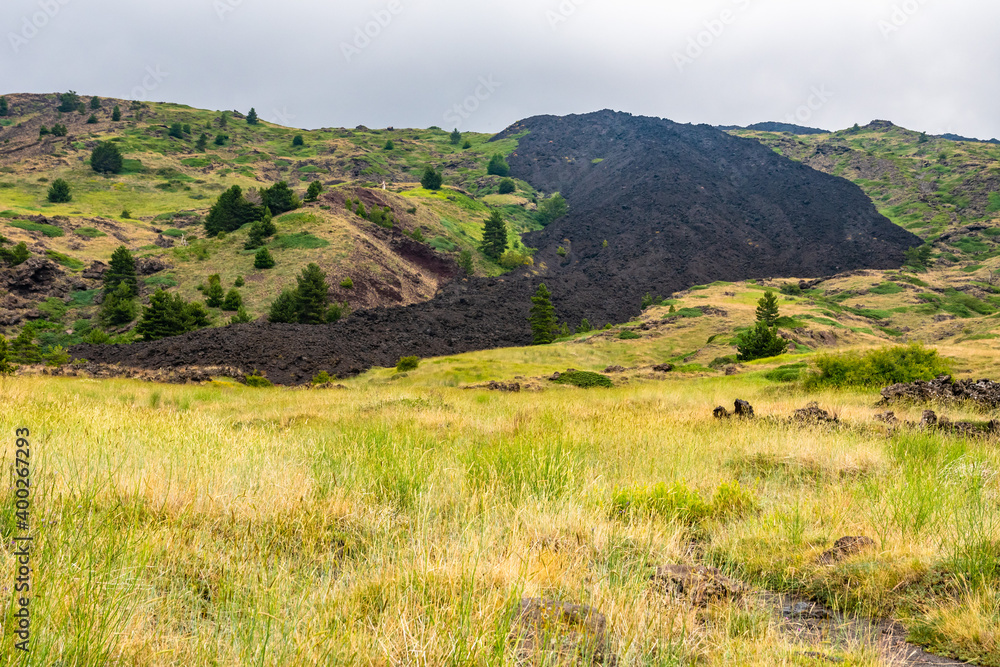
213,0,244,22
878,0,930,39
341,1,403,63
270,107,295,127
7,0,73,54
128,65,169,102
673,0,753,73
443,75,502,130
546,0,588,31
783,86,834,126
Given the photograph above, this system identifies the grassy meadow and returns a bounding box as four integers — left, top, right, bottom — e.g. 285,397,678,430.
1,338,998,665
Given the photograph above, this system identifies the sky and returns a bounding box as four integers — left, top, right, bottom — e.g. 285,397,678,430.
2,0,998,139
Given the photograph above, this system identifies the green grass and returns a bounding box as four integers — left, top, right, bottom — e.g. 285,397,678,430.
7,220,64,237
45,249,85,269
270,232,330,250
74,226,107,238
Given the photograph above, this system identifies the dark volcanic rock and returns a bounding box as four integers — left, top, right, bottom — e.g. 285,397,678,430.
72,111,920,384
881,375,1000,408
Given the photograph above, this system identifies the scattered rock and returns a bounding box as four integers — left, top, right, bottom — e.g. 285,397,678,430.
510,598,613,665
818,536,876,565
794,402,839,423
604,365,626,374
154,234,175,248
82,261,108,280
0,258,63,296
783,600,833,620
713,406,730,419
881,375,1000,408
651,363,673,373
724,365,741,376
873,411,898,424
486,381,521,392
650,564,745,606
713,400,755,419
135,257,170,276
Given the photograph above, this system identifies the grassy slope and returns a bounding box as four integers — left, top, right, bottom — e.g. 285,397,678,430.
0,93,538,343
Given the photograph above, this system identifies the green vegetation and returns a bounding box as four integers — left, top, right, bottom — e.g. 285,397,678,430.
479,210,508,261
806,344,951,388
396,356,420,372
551,370,614,388
90,141,124,174
529,283,557,345
104,246,138,297
135,289,211,340
47,178,72,203
486,154,510,177
538,193,568,225
254,247,275,269
420,166,443,191
735,291,789,361
7,220,64,237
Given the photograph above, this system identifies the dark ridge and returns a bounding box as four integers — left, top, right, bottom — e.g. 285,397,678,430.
717,122,829,135
937,133,1000,145
73,110,920,384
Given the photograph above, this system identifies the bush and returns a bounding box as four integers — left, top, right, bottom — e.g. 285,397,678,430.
214,134,228,146
806,344,951,389
538,193,568,225
551,370,613,388
51,124,68,137
204,275,224,308
104,246,138,297
498,178,516,194
254,247,275,269
268,290,298,323
111,106,121,121
234,276,245,287
420,166,443,191
305,180,323,202
396,356,419,372
261,181,300,215
449,128,462,145
90,141,124,174
57,91,79,113
229,306,252,324
42,345,70,367
9,328,40,364
292,134,304,146
0,241,30,266
486,154,510,177
0,335,16,375
498,249,532,269
47,178,71,203
458,249,474,275
222,288,243,311
245,373,273,388
135,290,211,340
735,321,789,362
764,363,807,382
0,97,8,117
339,277,354,289
618,331,641,340
168,123,183,139
384,139,395,150
312,370,332,384
205,185,258,236
86,114,98,125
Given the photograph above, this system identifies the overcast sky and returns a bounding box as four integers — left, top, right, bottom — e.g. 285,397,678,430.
2,0,998,139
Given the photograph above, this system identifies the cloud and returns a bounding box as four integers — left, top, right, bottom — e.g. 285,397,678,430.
1,0,998,139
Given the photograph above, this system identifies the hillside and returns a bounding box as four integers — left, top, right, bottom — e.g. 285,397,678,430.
69,109,921,383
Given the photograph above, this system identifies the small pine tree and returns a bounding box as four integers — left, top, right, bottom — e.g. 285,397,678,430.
246,108,259,125
755,291,781,327
244,222,265,250
421,166,443,191
169,123,183,139
384,139,395,150
295,263,330,324
234,276,245,287
479,210,508,261
736,321,789,362
305,180,323,202
205,275,225,308
230,306,252,324
259,207,277,236
222,288,243,311
90,141,124,174
219,111,229,128
487,154,510,177
449,128,462,145
86,114,98,124
577,318,592,333
104,246,138,297
529,283,558,345
135,290,185,340
39,125,50,137
0,97,8,117
47,178,72,203
458,249,474,275
292,134,304,146
261,181,300,215
1,242,30,266
51,124,68,137
462,140,472,149
196,133,208,151
254,246,275,269
204,185,257,236
10,328,41,364
268,289,298,323
111,105,121,121
182,124,191,135
57,91,79,113
99,281,138,326
89,96,101,110
214,134,228,146
0,334,16,375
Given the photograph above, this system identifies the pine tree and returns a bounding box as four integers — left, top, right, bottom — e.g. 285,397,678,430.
259,207,276,236
90,96,101,110
135,290,186,340
305,181,323,202
449,128,462,145
736,321,788,362
1,242,30,266
420,166,443,190
254,247,275,269
168,123,183,139
196,133,208,151
244,222,265,250
222,288,243,311
384,139,395,150
10,327,40,364
0,97,8,116
90,141,124,174
262,181,299,215
487,154,510,177
204,185,258,236
86,114,98,124
292,135,304,146
230,306,252,324
104,246,138,297
0,334,16,375
755,291,780,327
268,289,298,323
51,124,68,137
529,283,558,345
295,263,330,324
205,275,225,308
479,210,508,260
214,134,228,146
47,178,72,203
57,91,79,112
458,249,474,275
246,108,259,125
498,178,515,194
39,126,50,138
99,281,138,326
111,105,121,121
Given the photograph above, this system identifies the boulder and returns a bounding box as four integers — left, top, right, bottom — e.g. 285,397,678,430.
793,402,838,423
650,564,745,606
1,257,63,295
510,598,613,665
818,536,875,565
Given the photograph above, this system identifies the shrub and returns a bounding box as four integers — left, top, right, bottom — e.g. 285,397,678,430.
538,193,568,225
222,288,243,311
9,328,40,364
205,185,258,236
99,282,138,327
498,178,516,194
420,166,443,191
805,344,951,389
735,321,788,362
135,290,212,340
0,97,8,117
480,210,508,260
268,290,298,323
0,335,16,375
111,106,121,121
42,345,70,367
229,306,253,324
261,181,300,215
577,318,592,333
339,277,354,289
214,134,228,146
195,133,208,151
618,330,641,340
47,178,72,203
86,114,98,125
292,134,304,146
0,241,30,266
51,124,68,137
499,249,532,269
764,363,808,382
551,370,613,388
449,128,462,145
384,139,395,150
104,246,138,297
487,154,510,177
245,373,273,388
234,276,245,287
168,123,183,139
204,275,225,308
305,180,323,202
254,247,275,269
396,356,419,372
458,249,474,275
312,370,332,385
90,141,124,174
